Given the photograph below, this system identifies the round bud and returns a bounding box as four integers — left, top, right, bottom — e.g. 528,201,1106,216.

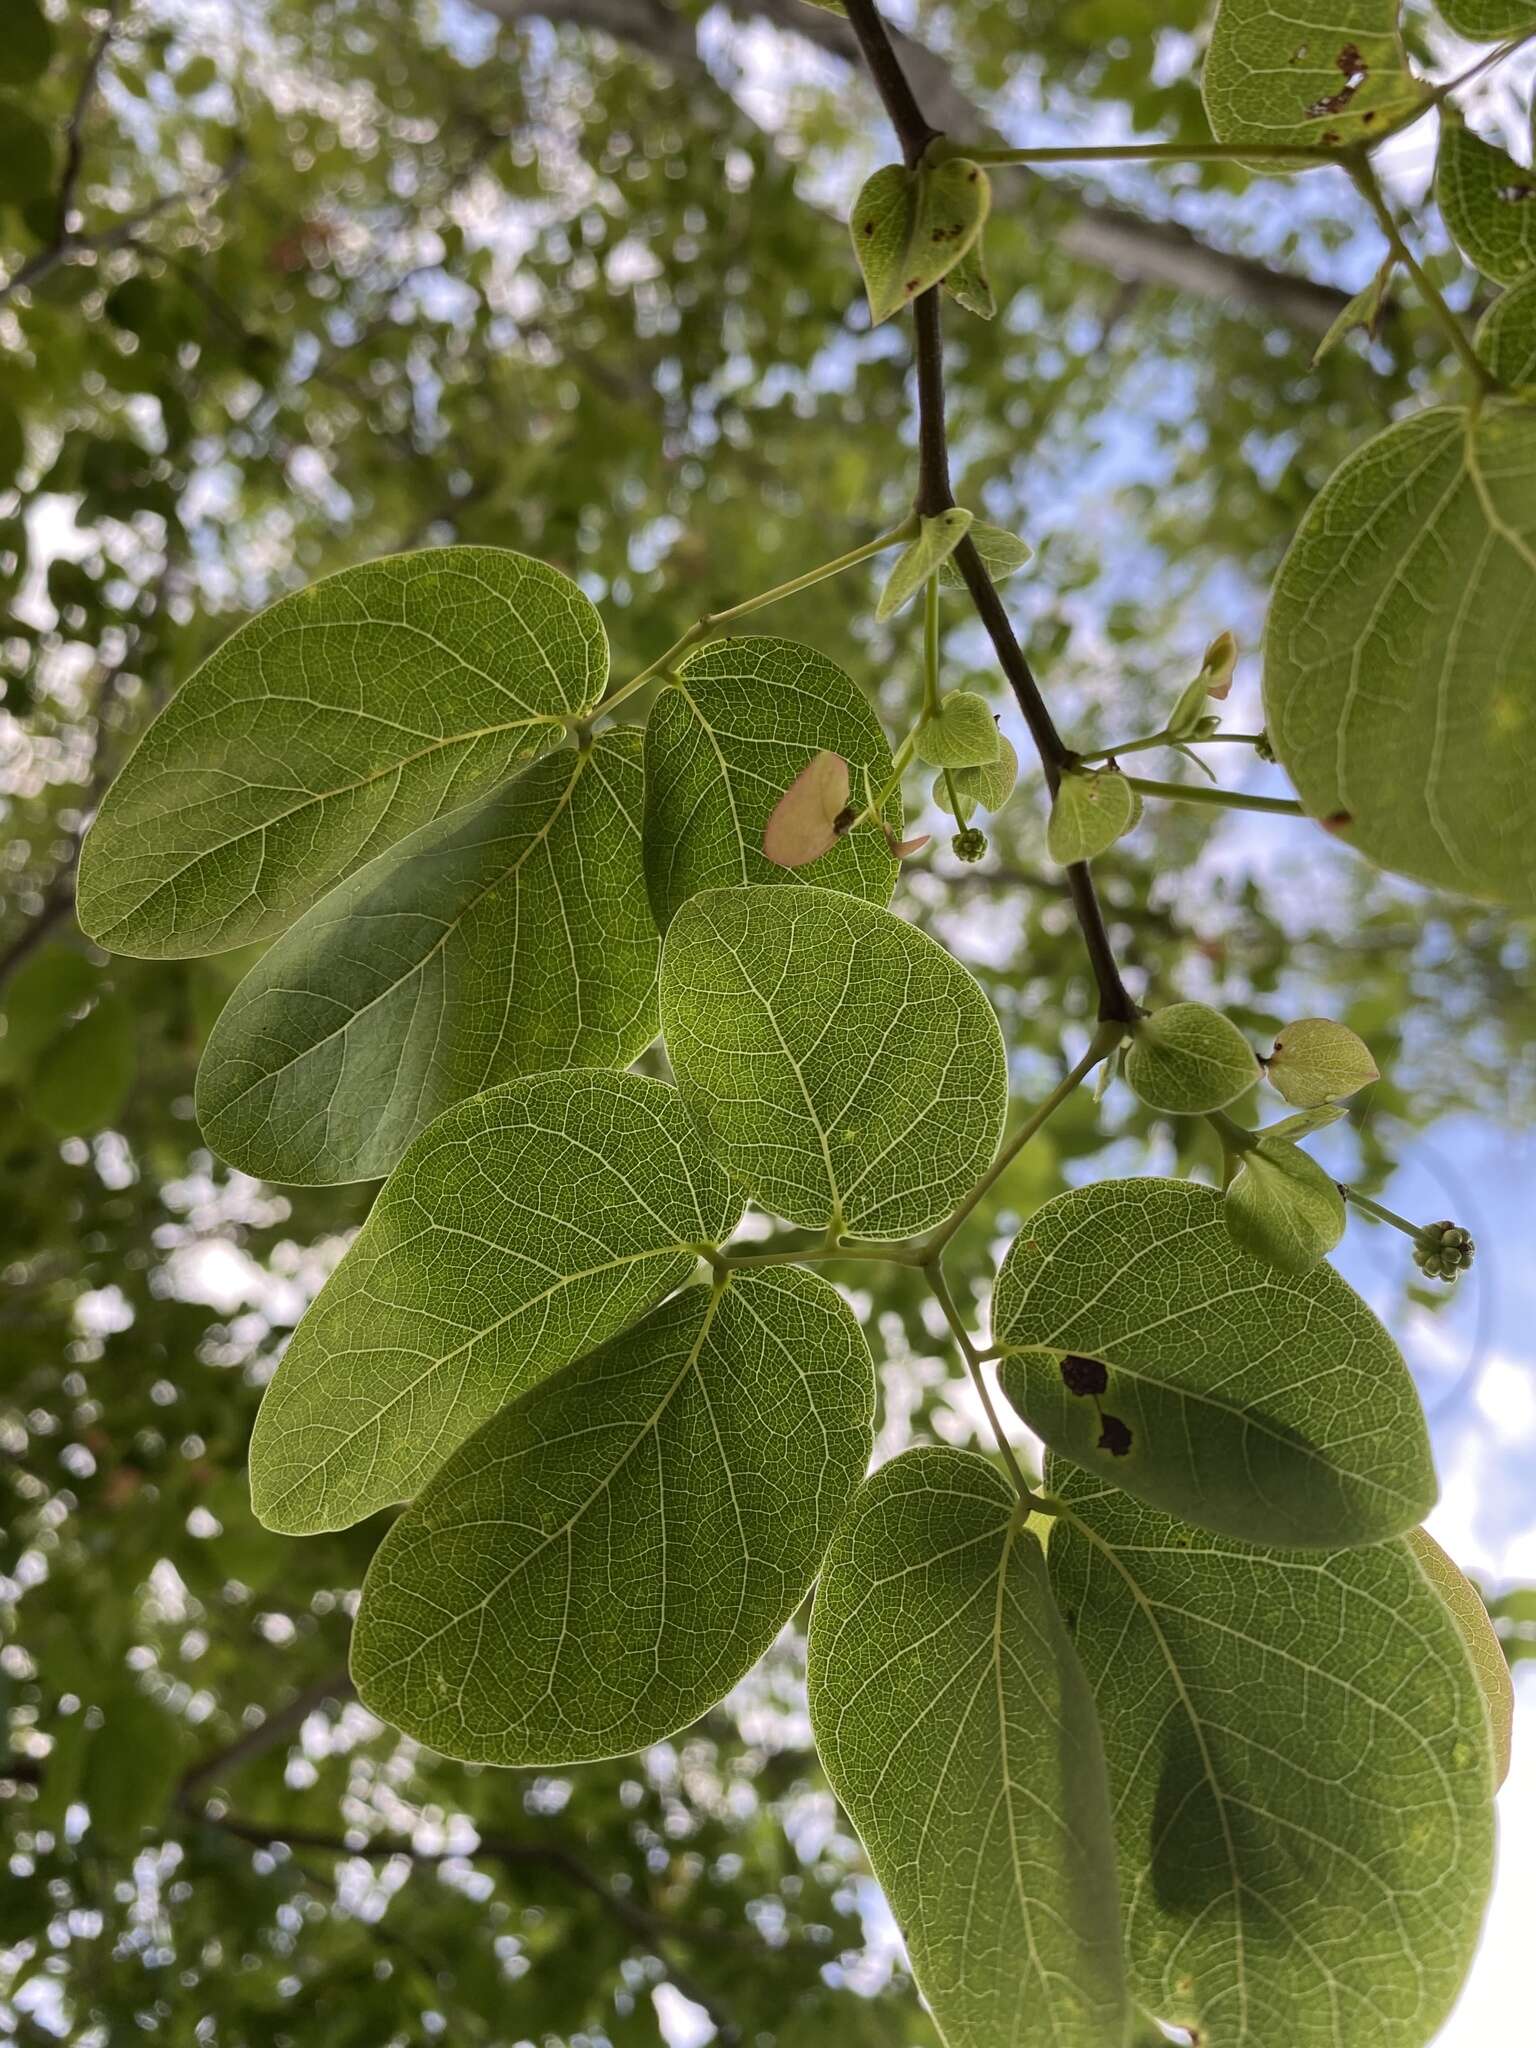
952,827,987,863
1412,1220,1476,1283
1255,730,1277,764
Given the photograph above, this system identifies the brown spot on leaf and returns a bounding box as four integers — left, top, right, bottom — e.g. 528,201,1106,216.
1061,1354,1109,1397
1322,810,1353,834
1304,43,1367,120
1097,1414,1133,1457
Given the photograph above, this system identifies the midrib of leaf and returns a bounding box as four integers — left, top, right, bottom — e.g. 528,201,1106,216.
209,747,590,1118
1062,1503,1251,2040
364,1284,727,1686
670,673,751,887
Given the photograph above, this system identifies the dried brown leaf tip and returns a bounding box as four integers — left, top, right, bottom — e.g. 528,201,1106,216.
763,751,849,869
884,826,931,860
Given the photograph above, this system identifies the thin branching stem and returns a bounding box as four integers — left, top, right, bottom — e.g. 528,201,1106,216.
1124,773,1304,817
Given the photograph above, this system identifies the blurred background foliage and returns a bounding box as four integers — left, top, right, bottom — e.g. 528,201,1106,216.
1,0,1532,2042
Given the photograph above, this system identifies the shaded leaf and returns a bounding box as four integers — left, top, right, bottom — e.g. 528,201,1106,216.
249,1070,743,1533
31,994,136,1136
1475,271,1536,388
807,1447,1128,2048
660,884,1007,1238
1439,0,1536,32
353,1267,873,1764
1264,404,1536,905
643,637,896,930
196,733,658,1185
1311,253,1396,365
1049,1464,1496,2048
79,548,604,957
994,1177,1434,1546
932,733,1020,818
1437,114,1536,286
1224,1133,1347,1273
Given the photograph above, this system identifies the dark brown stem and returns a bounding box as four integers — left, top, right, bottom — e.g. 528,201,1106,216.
842,0,1138,1025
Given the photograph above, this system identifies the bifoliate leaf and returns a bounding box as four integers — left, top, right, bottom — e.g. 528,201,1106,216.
936,522,1033,589
1311,252,1396,365
942,236,996,319
1476,272,1536,389
1439,0,1536,31
78,548,604,958
807,1448,1128,2048
913,690,1000,769
1049,1465,1496,2048
1124,1001,1258,1113
248,1070,743,1533
353,1267,873,1765
1264,404,1536,905
875,509,973,622
1409,1528,1513,1788
1224,1133,1346,1274
196,734,658,1185
1203,0,1427,152
849,160,991,326
1046,767,1141,864
660,884,1007,1239
643,637,896,929
1264,1015,1378,1106
932,733,1020,819
994,1178,1434,1547
1437,114,1536,286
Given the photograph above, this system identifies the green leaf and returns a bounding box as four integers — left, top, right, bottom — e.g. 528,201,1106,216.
248,1069,743,1533
1049,1465,1496,2048
31,994,136,1136
994,1177,1434,1546
352,1266,873,1765
849,160,991,326
0,1,52,87
78,548,605,958
1225,1133,1347,1273
936,521,1032,589
1439,0,1536,33
0,943,99,1079
875,509,973,621
660,884,1007,1239
942,235,996,319
1203,0,1427,152
1311,253,1396,365
807,1447,1129,2048
1475,272,1536,389
1264,1015,1378,1105
196,733,658,1185
1437,114,1536,286
82,1687,183,1848
932,733,1019,818
1046,767,1141,864
1409,1528,1513,1789
1260,1102,1347,1141
642,637,897,930
913,691,1000,769
1124,1002,1258,1113
1264,404,1536,905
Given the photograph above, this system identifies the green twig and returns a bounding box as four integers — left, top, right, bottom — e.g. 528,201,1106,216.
1348,159,1492,394
926,1263,1043,1510
942,140,1343,169
1124,774,1304,818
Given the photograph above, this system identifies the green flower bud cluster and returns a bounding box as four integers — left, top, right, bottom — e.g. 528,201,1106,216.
1412,1221,1475,1283
951,826,988,862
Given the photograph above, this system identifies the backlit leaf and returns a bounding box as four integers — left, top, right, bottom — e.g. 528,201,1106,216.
1437,114,1536,286
1046,766,1141,864
353,1267,873,1764
1311,253,1395,364
1409,1528,1513,1788
875,509,972,621
849,160,991,326
994,1177,1434,1546
936,522,1033,589
1439,0,1536,33
1050,1464,1496,2048
1263,404,1536,905
913,690,1000,769
942,236,996,319
196,733,657,1185
643,637,897,929
660,884,1007,1238
807,1447,1128,2048
248,1070,743,1533
1203,0,1427,152
1264,1015,1378,1105
932,733,1020,818
78,548,604,957
1124,1001,1258,1113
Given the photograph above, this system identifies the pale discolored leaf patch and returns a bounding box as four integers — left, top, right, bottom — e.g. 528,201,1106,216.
762,749,850,869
